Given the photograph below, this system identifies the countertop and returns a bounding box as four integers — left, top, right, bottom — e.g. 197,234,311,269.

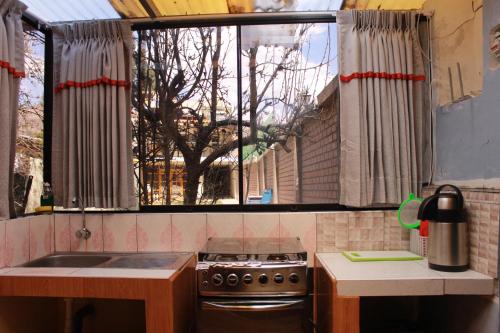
316,251,495,297
0,252,194,280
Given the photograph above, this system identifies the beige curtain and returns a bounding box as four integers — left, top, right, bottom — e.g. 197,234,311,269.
0,0,26,220
52,21,135,209
338,10,428,207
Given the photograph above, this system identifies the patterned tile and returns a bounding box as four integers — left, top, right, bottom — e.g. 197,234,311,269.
137,213,172,252
29,215,54,260
54,214,71,252
207,214,243,239
383,211,410,251
243,213,280,238
70,214,104,252
103,214,137,252
5,218,29,266
316,212,349,252
279,213,316,265
0,220,5,267
347,211,384,250
171,214,207,252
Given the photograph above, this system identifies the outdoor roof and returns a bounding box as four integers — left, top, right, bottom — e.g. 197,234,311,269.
21,0,343,24
341,0,425,10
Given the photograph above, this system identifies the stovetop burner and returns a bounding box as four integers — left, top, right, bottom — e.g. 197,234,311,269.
198,237,307,262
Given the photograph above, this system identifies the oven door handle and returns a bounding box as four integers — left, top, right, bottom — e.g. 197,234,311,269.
201,299,304,312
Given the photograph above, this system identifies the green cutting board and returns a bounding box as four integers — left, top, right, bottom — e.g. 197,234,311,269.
342,251,423,262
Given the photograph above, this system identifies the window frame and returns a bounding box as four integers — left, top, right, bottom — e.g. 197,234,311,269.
35,11,429,213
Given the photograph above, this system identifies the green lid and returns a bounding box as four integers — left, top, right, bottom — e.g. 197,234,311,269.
397,192,423,229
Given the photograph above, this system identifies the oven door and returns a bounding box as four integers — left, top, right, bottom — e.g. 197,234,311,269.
196,298,310,333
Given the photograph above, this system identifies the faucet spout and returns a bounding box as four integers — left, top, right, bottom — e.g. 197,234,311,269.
73,196,91,240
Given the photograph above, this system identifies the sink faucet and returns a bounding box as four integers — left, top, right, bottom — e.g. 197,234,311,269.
73,196,91,240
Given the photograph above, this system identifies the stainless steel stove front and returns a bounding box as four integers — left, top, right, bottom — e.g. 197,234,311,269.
197,262,307,297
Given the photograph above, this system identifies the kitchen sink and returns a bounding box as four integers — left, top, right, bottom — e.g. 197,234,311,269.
23,254,112,268
99,256,178,269
22,252,192,270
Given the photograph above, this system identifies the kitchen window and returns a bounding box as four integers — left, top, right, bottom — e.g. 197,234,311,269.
134,18,342,211
13,22,46,215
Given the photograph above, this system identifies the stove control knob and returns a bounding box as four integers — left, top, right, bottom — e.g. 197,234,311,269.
227,273,239,286
289,273,300,284
258,274,269,284
243,274,253,284
274,273,284,284
211,273,224,286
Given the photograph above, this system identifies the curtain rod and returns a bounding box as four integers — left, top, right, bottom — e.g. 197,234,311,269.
24,10,432,29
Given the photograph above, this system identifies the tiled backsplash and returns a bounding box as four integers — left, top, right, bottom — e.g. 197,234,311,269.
0,211,406,268
0,215,54,267
0,187,497,276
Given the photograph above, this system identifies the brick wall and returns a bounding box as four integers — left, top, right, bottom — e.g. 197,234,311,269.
299,92,340,204
276,139,296,204
243,162,260,197
264,151,275,194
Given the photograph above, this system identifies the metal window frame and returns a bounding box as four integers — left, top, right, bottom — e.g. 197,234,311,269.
132,12,375,213
30,11,412,213
21,15,53,186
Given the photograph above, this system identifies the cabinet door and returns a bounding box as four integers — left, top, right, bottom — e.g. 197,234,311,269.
314,255,359,333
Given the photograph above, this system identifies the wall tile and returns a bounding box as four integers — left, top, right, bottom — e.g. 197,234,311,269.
137,213,172,252
348,211,384,250
70,214,103,252
103,214,137,252
316,212,349,252
5,218,29,266
383,211,410,251
171,214,207,252
279,213,316,265
54,214,70,252
29,215,54,260
207,214,243,239
0,220,6,267
243,213,279,238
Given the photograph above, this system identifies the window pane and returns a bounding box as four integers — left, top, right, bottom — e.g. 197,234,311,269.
241,23,338,204
14,26,45,215
136,27,239,205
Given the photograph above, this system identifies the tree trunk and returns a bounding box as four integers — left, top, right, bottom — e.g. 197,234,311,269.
184,166,201,205
162,144,172,205
249,47,258,142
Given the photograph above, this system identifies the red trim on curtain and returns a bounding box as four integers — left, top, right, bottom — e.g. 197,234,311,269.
0,60,25,78
55,76,131,93
340,71,425,83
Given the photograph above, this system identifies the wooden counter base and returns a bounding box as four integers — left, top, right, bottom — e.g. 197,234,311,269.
0,256,196,333
314,254,360,333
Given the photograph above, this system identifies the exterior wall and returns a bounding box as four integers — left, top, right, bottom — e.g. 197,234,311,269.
299,94,340,204
423,0,483,106
240,86,340,204
431,0,500,184
276,139,296,204
263,151,275,193
243,162,260,198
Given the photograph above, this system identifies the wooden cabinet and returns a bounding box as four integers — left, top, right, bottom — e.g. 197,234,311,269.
0,255,196,333
313,255,359,333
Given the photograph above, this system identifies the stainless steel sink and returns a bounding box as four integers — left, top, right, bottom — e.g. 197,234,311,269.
23,254,112,268
99,255,178,269
22,252,192,270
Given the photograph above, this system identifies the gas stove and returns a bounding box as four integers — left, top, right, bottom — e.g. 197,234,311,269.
197,237,307,297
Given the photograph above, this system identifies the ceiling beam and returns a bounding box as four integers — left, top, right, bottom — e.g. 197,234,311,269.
138,0,157,18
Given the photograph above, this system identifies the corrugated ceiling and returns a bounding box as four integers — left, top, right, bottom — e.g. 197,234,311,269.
21,0,343,23
21,0,425,24
22,0,120,23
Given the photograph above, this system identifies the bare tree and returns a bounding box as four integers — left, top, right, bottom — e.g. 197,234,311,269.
133,23,331,205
